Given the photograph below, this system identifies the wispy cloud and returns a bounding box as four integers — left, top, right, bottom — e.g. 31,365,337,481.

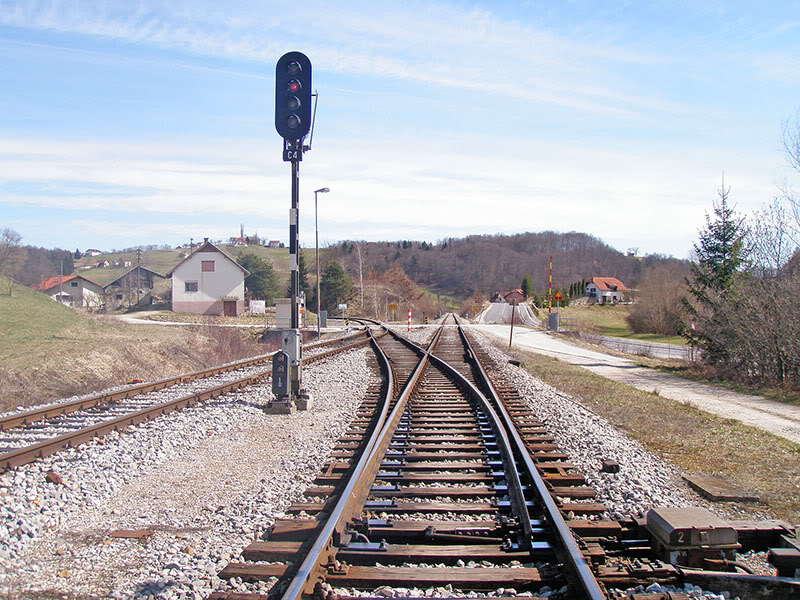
0,0,694,119
0,133,778,255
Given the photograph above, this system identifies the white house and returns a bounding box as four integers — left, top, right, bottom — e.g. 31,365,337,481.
34,274,104,308
586,277,628,305
167,239,249,316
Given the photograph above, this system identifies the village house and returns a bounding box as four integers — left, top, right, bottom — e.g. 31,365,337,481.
104,266,166,310
167,239,249,316
503,289,526,304
586,277,628,305
34,274,104,309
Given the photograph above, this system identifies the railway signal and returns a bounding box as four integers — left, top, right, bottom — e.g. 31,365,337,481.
275,51,312,141
266,51,316,416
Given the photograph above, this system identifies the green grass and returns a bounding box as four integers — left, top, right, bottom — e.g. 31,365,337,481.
0,276,83,359
559,304,686,345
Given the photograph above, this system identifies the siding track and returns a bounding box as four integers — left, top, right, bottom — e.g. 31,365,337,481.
0,331,372,471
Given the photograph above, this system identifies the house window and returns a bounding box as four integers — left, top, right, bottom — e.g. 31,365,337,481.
71,281,79,287
115,294,123,300
201,260,215,272
185,281,199,292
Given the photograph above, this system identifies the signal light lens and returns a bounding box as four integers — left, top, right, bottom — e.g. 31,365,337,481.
287,80,301,93
287,61,301,75
287,96,301,111
287,115,301,129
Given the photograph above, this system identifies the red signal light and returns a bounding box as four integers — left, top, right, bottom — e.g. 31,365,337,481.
287,80,301,93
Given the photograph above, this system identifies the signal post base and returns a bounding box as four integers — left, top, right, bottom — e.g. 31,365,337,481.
295,391,312,411
264,399,297,416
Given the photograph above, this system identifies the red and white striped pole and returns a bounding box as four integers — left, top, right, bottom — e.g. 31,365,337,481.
408,308,412,332
548,255,553,314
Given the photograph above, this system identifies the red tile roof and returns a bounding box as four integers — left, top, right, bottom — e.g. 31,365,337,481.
34,274,100,292
34,275,77,291
592,277,628,292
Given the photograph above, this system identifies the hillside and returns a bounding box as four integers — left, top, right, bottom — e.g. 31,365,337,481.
327,232,684,298
0,276,261,411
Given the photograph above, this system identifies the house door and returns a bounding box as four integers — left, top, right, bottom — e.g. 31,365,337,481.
223,300,237,316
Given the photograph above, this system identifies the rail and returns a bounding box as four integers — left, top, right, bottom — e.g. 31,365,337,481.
455,316,605,599
0,330,369,432
280,324,443,600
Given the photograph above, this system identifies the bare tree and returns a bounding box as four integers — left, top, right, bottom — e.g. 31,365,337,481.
748,197,798,277
781,110,800,235
0,228,25,295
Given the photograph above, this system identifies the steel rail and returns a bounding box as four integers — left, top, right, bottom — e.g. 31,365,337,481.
0,333,375,471
424,350,535,547
455,317,606,600
0,331,368,431
280,325,443,600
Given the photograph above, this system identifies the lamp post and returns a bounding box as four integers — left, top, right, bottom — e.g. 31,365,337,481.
314,187,330,339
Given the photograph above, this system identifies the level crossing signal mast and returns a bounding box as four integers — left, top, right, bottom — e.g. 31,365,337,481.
267,51,315,415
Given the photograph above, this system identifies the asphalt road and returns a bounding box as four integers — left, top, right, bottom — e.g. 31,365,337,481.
479,302,540,327
470,323,800,445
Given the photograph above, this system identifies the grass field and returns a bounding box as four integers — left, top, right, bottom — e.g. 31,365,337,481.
558,304,686,346
0,276,263,411
497,340,800,523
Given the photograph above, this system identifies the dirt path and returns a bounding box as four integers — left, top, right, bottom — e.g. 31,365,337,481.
471,324,800,445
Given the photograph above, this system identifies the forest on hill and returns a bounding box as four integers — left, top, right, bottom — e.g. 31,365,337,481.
325,231,684,297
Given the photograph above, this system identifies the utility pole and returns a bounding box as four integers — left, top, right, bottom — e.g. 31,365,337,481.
136,247,142,306
355,241,364,310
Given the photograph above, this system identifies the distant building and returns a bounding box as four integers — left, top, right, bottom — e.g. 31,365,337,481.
503,289,526,304
268,240,282,248
85,249,102,257
167,239,249,316
586,277,628,305
104,266,166,310
34,274,104,308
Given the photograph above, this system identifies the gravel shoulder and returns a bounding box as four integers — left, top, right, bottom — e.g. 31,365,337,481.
1,348,377,599
472,324,800,445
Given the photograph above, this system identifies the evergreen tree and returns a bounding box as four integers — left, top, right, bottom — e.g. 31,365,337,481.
286,249,312,299
74,248,82,259
61,252,74,275
320,260,353,314
521,273,534,298
682,180,748,362
238,253,280,302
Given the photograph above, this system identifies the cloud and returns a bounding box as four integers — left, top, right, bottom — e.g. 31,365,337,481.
0,0,694,119
0,132,779,256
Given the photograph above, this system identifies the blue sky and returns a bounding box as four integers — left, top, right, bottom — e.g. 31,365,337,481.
1,1,800,258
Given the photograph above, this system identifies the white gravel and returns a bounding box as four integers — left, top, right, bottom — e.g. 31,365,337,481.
466,328,770,523
0,347,377,599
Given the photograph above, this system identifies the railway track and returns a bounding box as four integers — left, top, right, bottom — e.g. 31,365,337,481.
211,319,606,599
0,330,372,471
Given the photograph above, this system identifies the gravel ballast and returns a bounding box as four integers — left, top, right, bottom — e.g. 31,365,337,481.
0,324,776,599
0,347,377,599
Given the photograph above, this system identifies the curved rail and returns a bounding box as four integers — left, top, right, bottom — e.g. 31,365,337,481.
454,316,605,599
280,324,444,600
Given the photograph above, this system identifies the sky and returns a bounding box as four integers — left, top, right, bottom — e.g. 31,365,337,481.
2,1,800,258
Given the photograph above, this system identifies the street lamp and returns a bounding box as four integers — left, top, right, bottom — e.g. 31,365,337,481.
314,187,330,339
